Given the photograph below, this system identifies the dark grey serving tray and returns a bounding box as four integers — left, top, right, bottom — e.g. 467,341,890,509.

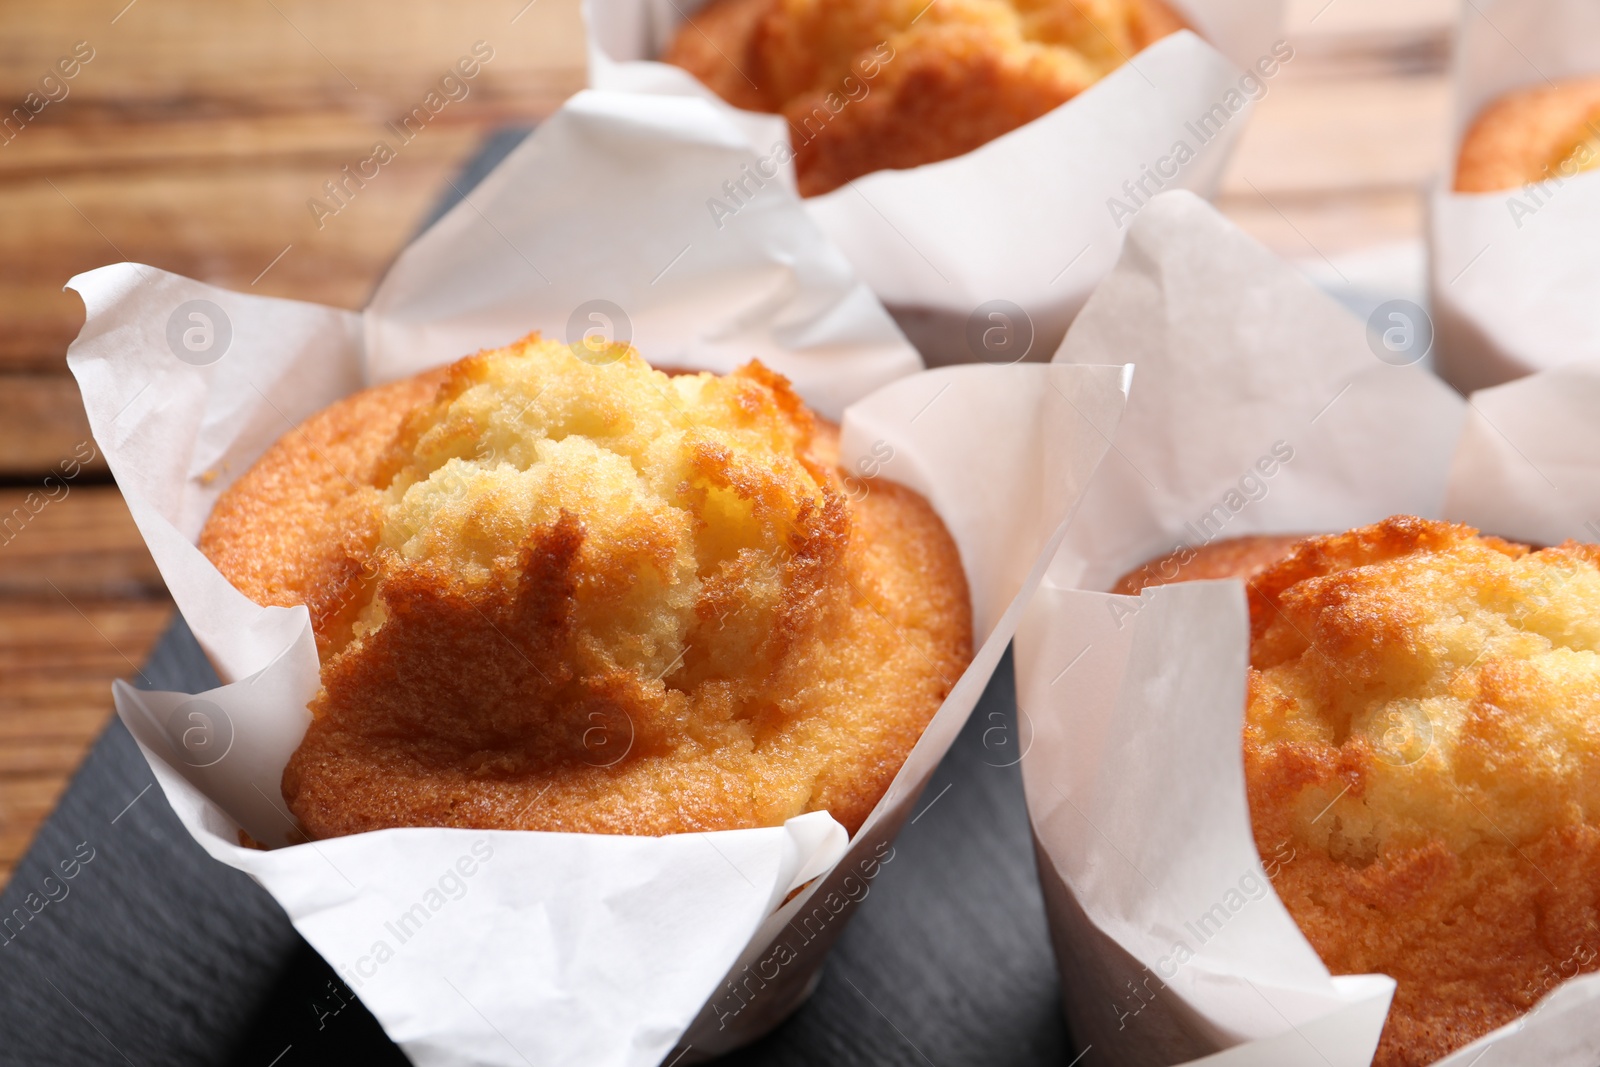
0,129,1077,1066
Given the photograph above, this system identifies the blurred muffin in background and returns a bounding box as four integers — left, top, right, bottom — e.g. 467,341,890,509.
1455,76,1600,192
665,0,1188,194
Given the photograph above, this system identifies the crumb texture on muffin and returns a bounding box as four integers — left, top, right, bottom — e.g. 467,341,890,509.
1242,516,1600,1067
1455,76,1600,192
201,334,971,839
663,0,1185,195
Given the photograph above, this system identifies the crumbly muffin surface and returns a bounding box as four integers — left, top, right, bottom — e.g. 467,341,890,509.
1241,517,1600,1067
202,335,970,838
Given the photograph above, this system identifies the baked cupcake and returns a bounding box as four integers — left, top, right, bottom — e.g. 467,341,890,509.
1117,517,1600,1067
201,334,971,839
663,0,1187,195
1455,76,1600,192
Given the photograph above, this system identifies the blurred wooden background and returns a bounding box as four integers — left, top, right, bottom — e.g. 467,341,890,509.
0,0,1457,888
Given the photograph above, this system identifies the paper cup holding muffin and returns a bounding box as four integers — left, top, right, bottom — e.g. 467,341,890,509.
65,90,1131,1065
1020,189,1600,1066
587,0,1285,367
1430,0,1600,394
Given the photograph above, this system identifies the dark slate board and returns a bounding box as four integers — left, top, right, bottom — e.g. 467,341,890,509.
0,128,1078,1066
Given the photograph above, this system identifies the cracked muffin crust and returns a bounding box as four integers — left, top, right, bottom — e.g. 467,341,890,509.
201,334,971,839
1118,517,1600,1067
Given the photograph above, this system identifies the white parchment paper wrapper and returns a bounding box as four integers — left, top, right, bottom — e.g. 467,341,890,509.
1018,189,1600,1066
586,0,1284,366
1429,0,1600,394
65,89,1132,1066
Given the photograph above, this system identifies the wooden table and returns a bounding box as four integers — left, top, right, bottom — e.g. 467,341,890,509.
0,0,1459,891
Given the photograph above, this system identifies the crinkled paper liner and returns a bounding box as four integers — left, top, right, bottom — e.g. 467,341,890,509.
1019,189,1600,1066
66,89,1132,1066
585,0,1284,366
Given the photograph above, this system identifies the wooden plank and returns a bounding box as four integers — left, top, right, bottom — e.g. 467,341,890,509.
0,108,542,181
0,741,101,776
0,704,112,739
1216,4,1453,263
0,0,585,109
0,121,505,372
0,0,590,503
0,602,172,665
0,376,102,477
1221,73,1452,196
0,775,65,817
0,120,534,467
0,776,63,878
1284,0,1456,38
1214,187,1424,261
0,485,163,600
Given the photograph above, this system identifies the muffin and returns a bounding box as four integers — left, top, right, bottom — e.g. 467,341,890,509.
663,0,1188,195
1455,76,1600,192
201,333,971,839
1116,517,1600,1067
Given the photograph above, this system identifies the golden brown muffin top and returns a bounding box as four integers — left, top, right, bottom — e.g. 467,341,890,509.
664,0,1185,194
1455,76,1600,192
1242,517,1600,1067
202,335,972,839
